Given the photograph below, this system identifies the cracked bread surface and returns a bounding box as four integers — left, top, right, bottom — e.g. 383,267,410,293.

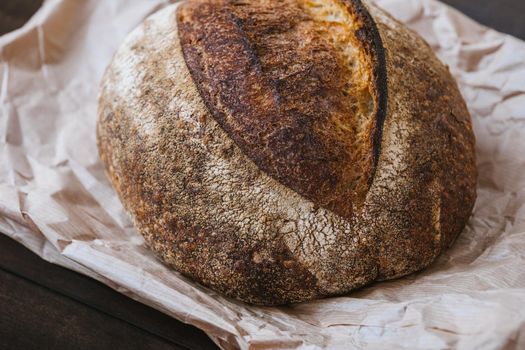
97,0,477,305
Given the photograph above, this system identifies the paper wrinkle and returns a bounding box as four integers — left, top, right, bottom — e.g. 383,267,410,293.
1,0,525,349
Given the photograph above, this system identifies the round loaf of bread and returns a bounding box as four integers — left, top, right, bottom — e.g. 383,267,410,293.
97,0,477,305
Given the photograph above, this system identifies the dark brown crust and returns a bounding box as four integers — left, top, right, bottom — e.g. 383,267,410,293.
97,0,477,305
177,0,387,219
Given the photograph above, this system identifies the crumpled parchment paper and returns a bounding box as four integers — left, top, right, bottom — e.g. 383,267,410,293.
1,0,524,349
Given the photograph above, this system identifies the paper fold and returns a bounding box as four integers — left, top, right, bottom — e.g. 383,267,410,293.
1,0,524,349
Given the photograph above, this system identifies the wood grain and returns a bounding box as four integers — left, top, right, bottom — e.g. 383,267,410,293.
0,235,219,350
0,269,181,350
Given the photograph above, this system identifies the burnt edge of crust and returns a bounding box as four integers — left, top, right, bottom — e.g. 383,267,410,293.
345,0,388,182
176,0,388,217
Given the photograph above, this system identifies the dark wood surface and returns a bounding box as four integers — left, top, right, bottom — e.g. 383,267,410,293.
0,0,43,35
0,1,524,350
440,0,525,40
0,235,219,350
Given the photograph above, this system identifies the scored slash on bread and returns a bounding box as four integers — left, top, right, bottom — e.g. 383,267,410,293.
177,0,387,219
97,0,477,305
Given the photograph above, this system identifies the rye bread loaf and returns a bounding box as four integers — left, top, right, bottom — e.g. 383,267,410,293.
97,0,477,305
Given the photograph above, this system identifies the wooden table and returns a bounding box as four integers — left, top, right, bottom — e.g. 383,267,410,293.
1,1,524,349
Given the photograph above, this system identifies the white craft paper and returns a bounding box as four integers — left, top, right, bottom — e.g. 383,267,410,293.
1,0,524,349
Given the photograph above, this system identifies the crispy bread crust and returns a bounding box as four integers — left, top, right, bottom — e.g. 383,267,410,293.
97,0,477,305
177,0,387,217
